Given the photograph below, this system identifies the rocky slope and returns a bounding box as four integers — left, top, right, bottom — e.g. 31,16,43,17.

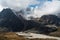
25,15,60,34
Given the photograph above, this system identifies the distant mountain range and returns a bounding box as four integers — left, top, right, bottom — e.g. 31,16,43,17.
0,8,60,34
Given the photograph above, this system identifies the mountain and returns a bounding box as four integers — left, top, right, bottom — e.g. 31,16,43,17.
0,8,58,34
0,8,25,32
24,15,60,34
0,8,40,32
39,15,60,26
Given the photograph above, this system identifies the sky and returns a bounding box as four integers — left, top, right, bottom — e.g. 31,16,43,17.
32,0,60,18
0,0,40,11
0,0,51,11
0,0,60,19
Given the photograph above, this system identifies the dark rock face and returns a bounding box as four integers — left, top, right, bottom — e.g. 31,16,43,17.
34,15,60,34
26,24,57,34
23,20,40,31
25,15,59,34
39,15,60,26
0,8,40,32
37,25,57,34
0,8,25,32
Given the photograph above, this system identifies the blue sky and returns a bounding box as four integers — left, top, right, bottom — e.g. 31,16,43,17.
29,0,49,8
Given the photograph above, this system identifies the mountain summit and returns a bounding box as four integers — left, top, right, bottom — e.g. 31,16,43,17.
0,8,25,32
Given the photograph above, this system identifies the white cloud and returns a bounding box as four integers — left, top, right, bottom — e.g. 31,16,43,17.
0,0,60,20
0,0,40,11
0,5,3,11
29,0,60,18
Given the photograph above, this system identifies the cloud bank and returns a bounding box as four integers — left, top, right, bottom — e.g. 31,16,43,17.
0,0,40,11
28,0,60,18
0,0,60,20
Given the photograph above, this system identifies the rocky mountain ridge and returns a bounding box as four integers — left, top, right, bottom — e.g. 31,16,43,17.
0,8,60,34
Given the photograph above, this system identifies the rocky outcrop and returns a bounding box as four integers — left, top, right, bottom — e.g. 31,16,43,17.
39,15,60,26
